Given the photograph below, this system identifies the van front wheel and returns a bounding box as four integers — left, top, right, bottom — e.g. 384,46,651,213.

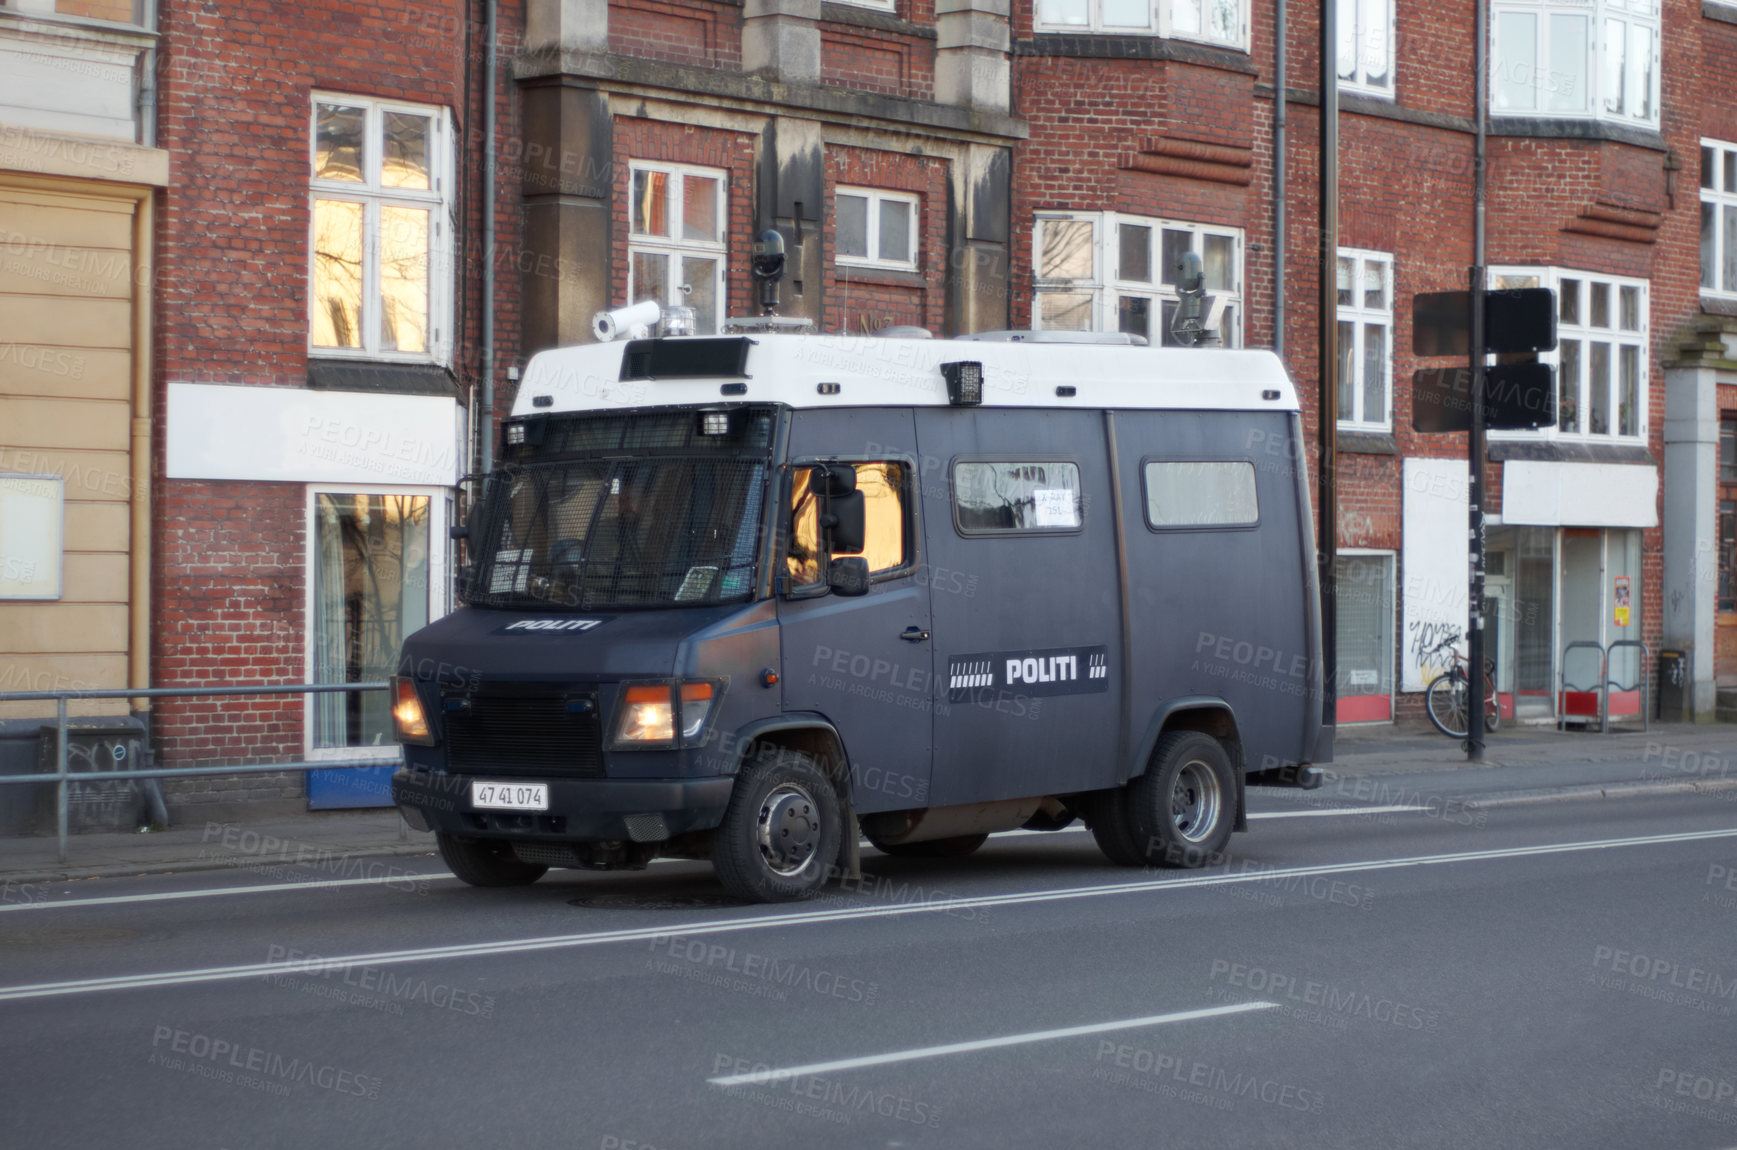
1127,731,1236,868
437,833,549,887
713,748,842,903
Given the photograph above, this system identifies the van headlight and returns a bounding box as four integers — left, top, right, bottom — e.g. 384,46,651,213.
389,677,435,745
613,681,720,747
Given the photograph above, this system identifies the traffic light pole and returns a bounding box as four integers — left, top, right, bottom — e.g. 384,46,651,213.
1467,0,1489,762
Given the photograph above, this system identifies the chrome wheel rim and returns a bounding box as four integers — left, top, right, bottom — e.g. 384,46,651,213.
756,783,821,877
1171,759,1222,844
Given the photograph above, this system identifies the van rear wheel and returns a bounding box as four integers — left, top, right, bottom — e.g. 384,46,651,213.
713,748,842,903
437,833,549,887
1127,731,1236,868
865,832,989,859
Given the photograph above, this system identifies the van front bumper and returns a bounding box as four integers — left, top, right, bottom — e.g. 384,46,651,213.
392,769,734,843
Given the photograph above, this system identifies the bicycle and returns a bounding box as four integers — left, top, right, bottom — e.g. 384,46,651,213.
1425,648,1500,739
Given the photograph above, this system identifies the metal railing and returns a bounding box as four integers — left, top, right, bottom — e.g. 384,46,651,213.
0,682,396,863
1556,640,1650,735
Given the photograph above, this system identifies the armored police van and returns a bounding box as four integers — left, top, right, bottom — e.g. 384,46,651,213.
389,319,1332,903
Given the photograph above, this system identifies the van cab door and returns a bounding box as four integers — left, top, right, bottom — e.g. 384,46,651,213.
914,408,1124,806
776,409,934,815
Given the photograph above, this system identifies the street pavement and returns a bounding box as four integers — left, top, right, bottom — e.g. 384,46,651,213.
2,721,1737,1147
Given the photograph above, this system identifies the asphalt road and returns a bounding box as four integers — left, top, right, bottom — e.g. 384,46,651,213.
4,786,1737,1150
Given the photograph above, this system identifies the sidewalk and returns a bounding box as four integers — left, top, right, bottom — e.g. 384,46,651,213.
4,719,1734,885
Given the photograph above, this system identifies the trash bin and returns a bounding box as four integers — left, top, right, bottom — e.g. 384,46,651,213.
1657,650,1688,722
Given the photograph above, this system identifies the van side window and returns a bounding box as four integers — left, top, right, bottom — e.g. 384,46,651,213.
1143,461,1259,528
953,461,1082,533
787,462,911,585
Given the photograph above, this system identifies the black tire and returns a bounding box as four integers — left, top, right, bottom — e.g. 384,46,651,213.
865,832,989,859
1425,670,1470,738
712,748,842,903
1126,731,1237,868
1080,789,1147,867
436,833,549,887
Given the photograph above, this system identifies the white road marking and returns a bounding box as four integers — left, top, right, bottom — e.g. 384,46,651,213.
707,1001,1279,1086
2,826,1734,1003
0,873,457,914
6,807,1427,914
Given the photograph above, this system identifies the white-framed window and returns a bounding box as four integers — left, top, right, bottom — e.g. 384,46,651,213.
305,486,450,760
1336,249,1393,430
1033,0,1247,49
1489,267,1648,441
835,188,919,271
309,94,453,364
0,0,152,29
1032,212,1242,347
627,161,728,335
1337,0,1394,96
828,0,895,10
1701,139,1737,300
1490,0,1658,128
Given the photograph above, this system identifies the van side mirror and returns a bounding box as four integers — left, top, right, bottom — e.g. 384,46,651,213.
824,490,866,554
827,557,870,597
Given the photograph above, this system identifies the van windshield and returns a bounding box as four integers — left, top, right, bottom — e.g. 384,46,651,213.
462,410,774,611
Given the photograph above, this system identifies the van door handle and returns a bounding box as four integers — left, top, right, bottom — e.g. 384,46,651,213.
900,627,931,642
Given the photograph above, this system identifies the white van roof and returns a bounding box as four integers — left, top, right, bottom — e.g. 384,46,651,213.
513,333,1300,418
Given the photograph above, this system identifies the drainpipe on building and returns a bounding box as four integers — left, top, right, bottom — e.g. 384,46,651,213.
1273,0,1286,359
130,193,168,829
479,0,499,475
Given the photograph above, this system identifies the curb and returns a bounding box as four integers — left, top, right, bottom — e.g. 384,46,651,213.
1460,776,1737,810
2,839,437,887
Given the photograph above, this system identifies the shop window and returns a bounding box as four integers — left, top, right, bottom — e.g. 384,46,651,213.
310,492,440,757
1491,0,1658,127
627,162,727,334
310,94,453,363
1336,553,1394,721
1033,213,1242,347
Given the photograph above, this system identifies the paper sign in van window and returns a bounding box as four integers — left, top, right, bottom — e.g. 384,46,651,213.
954,462,1082,533
1144,461,1258,528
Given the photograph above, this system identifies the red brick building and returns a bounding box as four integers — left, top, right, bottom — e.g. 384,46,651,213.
124,0,1737,816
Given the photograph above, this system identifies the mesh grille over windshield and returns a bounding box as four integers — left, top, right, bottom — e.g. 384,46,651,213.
463,411,773,611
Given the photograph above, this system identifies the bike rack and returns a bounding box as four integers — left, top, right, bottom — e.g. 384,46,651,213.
1558,641,1607,732
1556,640,1651,734
1604,639,1650,734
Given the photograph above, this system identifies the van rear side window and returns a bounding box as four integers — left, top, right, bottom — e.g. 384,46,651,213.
953,461,1083,533
1143,461,1259,528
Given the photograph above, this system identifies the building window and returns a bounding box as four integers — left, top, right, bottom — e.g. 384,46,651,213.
1490,267,1647,441
1033,0,1246,48
1032,213,1242,346
828,0,895,10
309,95,453,363
0,0,150,27
1491,0,1658,127
627,162,727,335
309,490,446,758
835,188,918,271
1337,0,1393,96
1701,140,1737,300
1336,249,1392,430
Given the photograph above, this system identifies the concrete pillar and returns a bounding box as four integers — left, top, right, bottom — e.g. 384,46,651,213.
524,0,610,53
1662,362,1719,720
744,0,821,83
946,144,1011,335
935,0,1011,113
756,117,825,325
519,84,613,353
